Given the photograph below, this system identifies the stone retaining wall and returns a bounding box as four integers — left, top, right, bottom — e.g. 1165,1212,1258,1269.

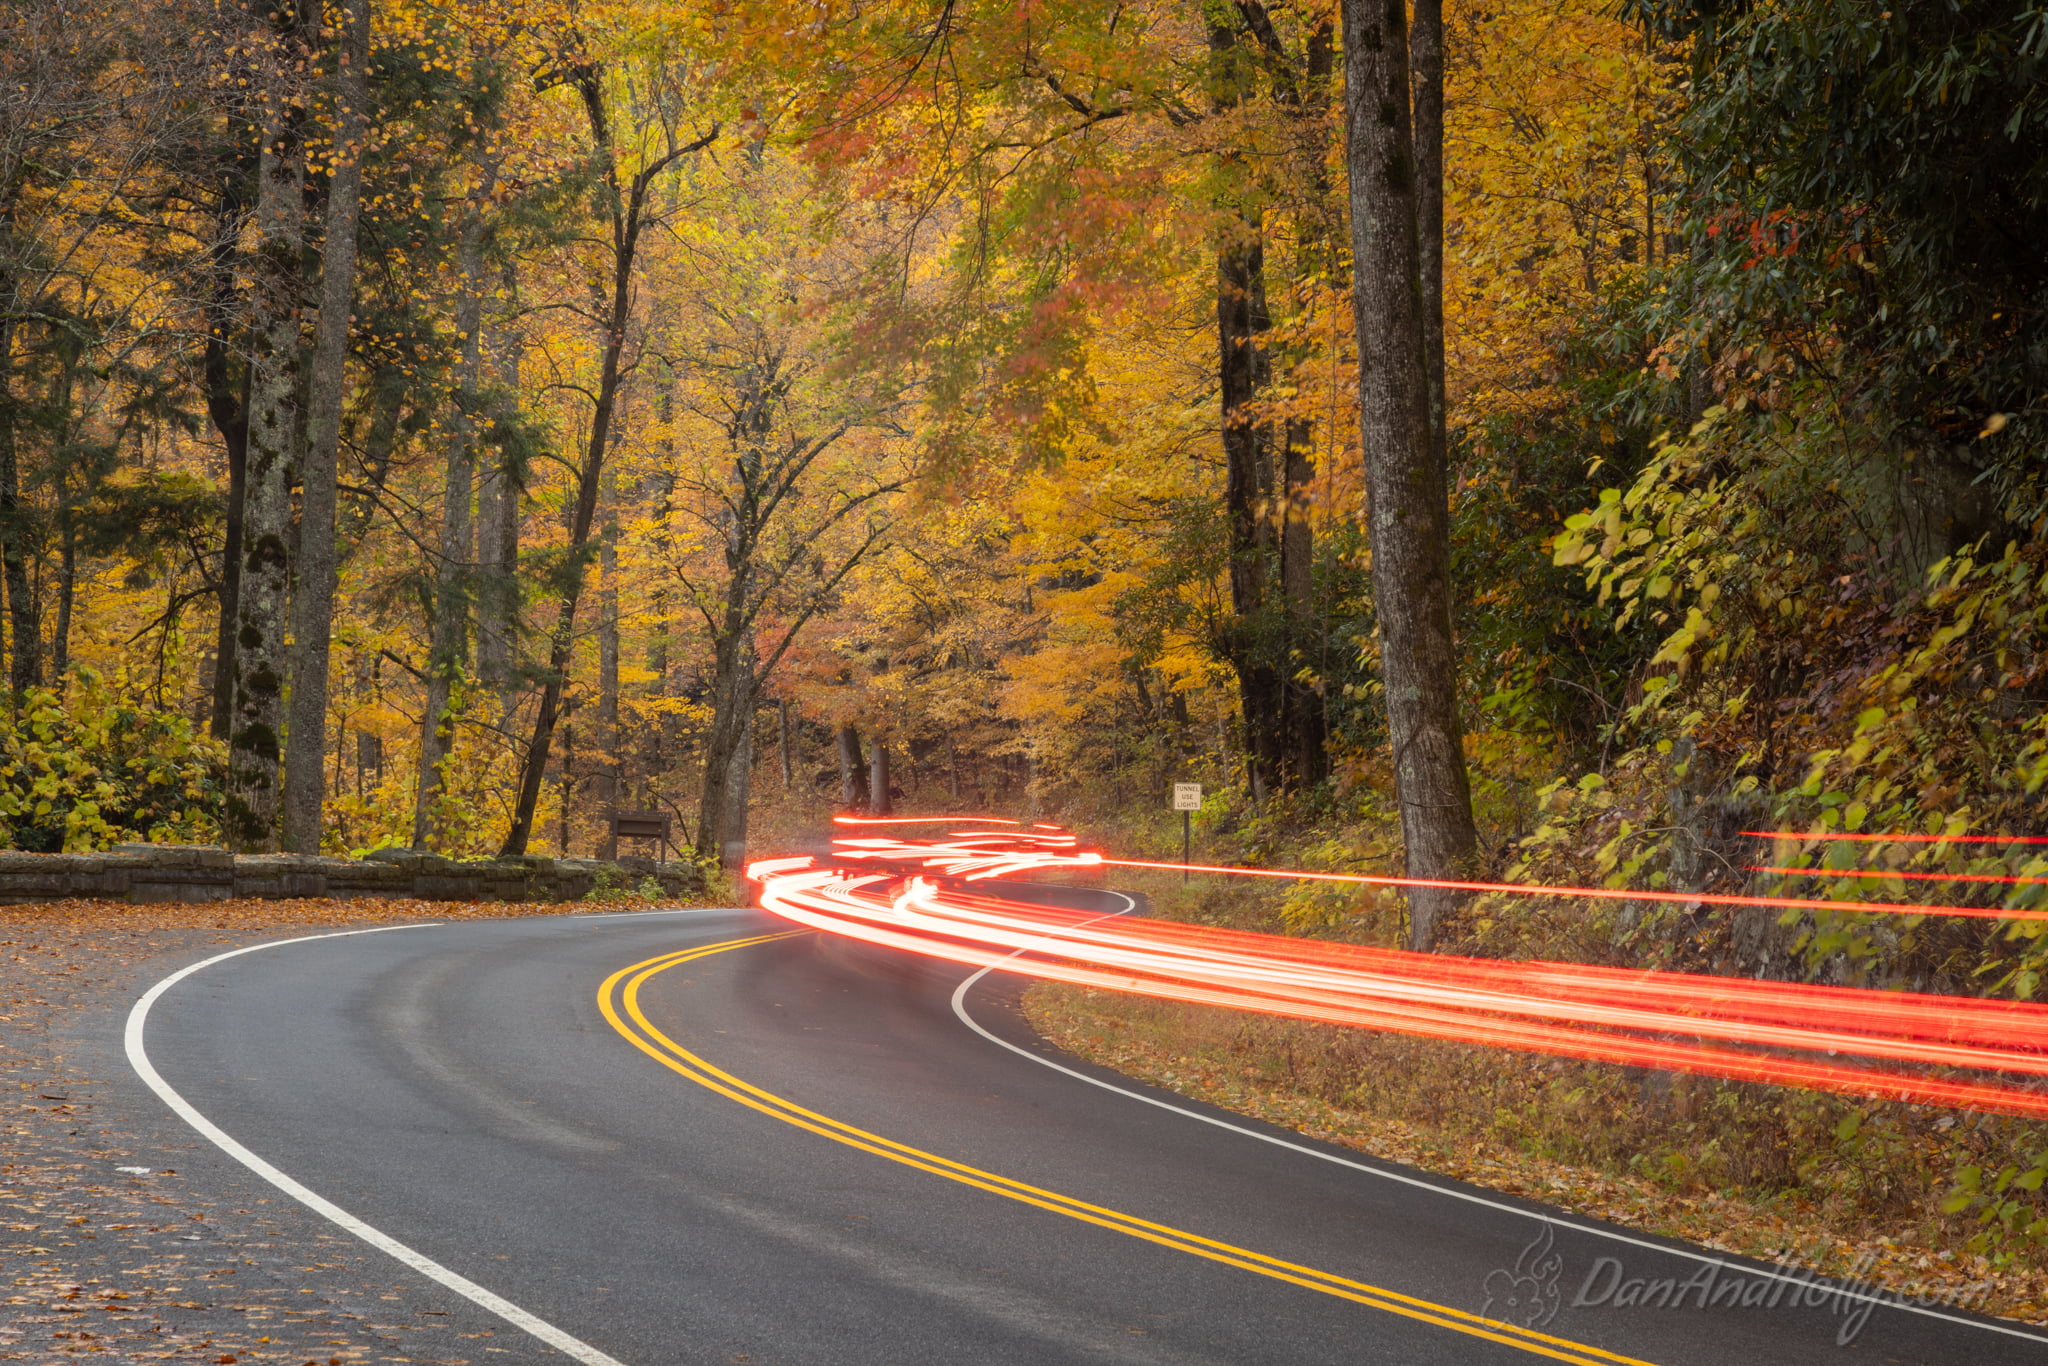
0,843,701,905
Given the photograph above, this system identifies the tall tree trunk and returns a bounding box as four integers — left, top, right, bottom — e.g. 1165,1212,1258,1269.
1276,16,1337,790
476,266,521,708
1280,421,1329,785
778,698,793,791
1410,0,1446,456
721,697,754,869
203,179,253,739
282,0,368,854
339,364,401,545
225,8,309,851
51,515,72,681
557,720,574,854
412,166,494,849
868,737,892,817
694,626,755,867
1342,0,1479,949
0,313,38,694
206,362,248,738
1208,17,1287,800
836,724,867,811
1217,226,1284,802
352,654,379,799
595,462,620,859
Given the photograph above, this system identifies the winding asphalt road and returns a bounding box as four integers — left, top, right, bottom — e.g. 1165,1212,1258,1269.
128,892,2048,1364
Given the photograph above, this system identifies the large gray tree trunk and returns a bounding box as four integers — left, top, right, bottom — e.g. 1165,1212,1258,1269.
281,0,369,854
225,7,310,851
695,628,756,868
837,725,867,810
1341,0,1480,950
595,462,620,859
868,738,892,817
475,291,521,711
722,702,755,870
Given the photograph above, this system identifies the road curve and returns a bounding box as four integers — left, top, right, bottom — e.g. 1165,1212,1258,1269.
130,895,2047,1365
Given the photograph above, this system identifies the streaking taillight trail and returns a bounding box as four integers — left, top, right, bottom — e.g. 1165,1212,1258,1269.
747,821,2048,1119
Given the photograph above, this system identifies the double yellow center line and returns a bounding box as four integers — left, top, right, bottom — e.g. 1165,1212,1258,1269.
598,932,1659,1366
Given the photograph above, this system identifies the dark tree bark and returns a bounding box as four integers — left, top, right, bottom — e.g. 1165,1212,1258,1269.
1410,0,1446,456
203,282,249,738
0,312,39,694
282,0,368,854
196,117,261,739
51,514,73,679
1277,17,1336,789
1279,423,1328,785
837,724,868,810
475,277,522,708
1208,15,1288,804
339,363,402,545
556,720,574,854
1211,7,1341,795
225,3,311,851
697,631,757,868
721,694,755,866
868,738,893,817
1217,225,1286,804
1341,0,1480,949
777,698,793,791
595,462,621,860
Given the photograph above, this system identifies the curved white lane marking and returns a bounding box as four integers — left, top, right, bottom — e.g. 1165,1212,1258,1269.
125,922,630,1366
947,900,2048,1348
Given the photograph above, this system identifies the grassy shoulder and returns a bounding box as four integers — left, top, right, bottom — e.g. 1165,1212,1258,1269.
1022,978,2048,1327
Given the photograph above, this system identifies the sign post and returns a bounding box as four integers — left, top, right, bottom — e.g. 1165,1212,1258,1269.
1171,783,1202,883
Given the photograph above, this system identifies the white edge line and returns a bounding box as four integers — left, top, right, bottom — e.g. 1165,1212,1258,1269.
124,922,631,1366
946,895,2048,1348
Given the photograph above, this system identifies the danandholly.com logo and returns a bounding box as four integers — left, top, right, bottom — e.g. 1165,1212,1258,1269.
1479,1223,1997,1347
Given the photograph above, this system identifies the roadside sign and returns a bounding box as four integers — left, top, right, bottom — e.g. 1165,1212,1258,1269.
1172,782,1202,811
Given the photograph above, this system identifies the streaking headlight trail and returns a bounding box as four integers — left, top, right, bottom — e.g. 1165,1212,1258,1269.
750,820,2048,1119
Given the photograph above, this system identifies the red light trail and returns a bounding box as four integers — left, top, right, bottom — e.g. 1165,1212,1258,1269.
1089,856,2048,923
1741,830,2048,845
1747,865,2048,886
746,825,2048,1120
832,815,1023,827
